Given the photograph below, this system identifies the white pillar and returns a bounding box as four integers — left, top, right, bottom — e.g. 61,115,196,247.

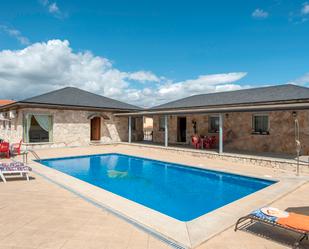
164,115,168,147
128,116,132,143
219,113,223,154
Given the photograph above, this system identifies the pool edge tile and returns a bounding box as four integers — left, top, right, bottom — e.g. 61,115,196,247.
28,158,306,249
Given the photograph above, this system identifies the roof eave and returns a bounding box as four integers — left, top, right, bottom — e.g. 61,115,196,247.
150,98,309,111
0,102,142,113
114,100,309,116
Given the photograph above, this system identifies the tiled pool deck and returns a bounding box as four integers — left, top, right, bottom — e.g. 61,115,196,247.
0,144,308,249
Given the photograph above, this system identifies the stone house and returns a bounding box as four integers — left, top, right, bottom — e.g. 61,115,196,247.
0,87,143,149
2,84,309,156
116,84,309,155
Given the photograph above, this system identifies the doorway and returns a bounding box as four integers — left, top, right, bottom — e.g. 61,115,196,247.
177,117,187,142
91,117,101,141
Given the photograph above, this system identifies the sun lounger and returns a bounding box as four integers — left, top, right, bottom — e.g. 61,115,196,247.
0,161,32,183
235,207,309,249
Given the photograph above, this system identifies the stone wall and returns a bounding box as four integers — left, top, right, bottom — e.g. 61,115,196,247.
0,110,23,144
152,110,309,155
127,142,309,174
0,107,143,149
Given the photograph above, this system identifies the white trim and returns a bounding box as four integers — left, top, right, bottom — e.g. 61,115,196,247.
23,142,54,145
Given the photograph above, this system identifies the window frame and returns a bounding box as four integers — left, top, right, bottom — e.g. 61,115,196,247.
1,112,8,130
23,113,53,143
252,113,270,135
208,115,219,133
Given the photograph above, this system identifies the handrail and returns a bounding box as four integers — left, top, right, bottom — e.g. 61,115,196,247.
23,149,41,163
27,149,40,160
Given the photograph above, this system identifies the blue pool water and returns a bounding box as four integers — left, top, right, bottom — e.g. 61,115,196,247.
38,153,275,221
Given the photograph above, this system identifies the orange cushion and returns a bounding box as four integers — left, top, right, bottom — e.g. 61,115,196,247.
277,212,309,232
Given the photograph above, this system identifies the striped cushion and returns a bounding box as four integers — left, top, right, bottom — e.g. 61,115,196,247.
0,162,32,172
251,209,278,222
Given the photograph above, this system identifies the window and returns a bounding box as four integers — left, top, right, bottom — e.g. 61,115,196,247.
252,114,269,134
159,116,165,131
209,116,219,133
23,114,53,143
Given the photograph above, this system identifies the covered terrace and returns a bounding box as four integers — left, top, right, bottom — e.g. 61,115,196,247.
115,101,308,153
114,101,309,174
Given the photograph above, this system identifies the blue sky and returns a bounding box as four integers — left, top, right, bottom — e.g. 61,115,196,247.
0,0,309,106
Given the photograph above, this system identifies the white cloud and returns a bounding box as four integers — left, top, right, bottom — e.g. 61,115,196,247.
0,39,248,107
289,2,309,24
125,71,160,83
302,2,309,15
48,2,60,14
155,73,247,103
39,0,62,17
252,9,269,19
287,73,309,85
0,25,30,45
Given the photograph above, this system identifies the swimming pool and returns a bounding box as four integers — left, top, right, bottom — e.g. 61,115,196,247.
38,153,275,221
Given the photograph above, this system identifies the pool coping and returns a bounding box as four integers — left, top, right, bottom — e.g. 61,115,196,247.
37,152,277,185
28,155,307,249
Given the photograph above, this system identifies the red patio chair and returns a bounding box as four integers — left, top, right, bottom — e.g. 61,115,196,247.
210,136,217,148
191,136,201,149
11,140,22,156
0,142,10,158
203,136,211,149
203,136,217,149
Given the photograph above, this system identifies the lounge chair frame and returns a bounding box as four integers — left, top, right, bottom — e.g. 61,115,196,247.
0,170,30,183
235,214,308,249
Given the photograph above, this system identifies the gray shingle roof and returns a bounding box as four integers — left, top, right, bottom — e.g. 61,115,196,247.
20,87,141,110
152,84,309,110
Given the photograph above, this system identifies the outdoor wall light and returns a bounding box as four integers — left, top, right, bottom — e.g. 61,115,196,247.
225,113,229,118
292,111,297,118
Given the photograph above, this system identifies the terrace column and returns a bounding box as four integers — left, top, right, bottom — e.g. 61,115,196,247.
164,115,168,147
128,116,132,143
219,113,223,154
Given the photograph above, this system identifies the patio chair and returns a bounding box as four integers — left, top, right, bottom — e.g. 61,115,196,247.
203,136,216,149
191,136,201,149
235,207,309,249
10,140,22,156
0,161,32,183
210,136,217,148
0,142,10,158
203,136,212,149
